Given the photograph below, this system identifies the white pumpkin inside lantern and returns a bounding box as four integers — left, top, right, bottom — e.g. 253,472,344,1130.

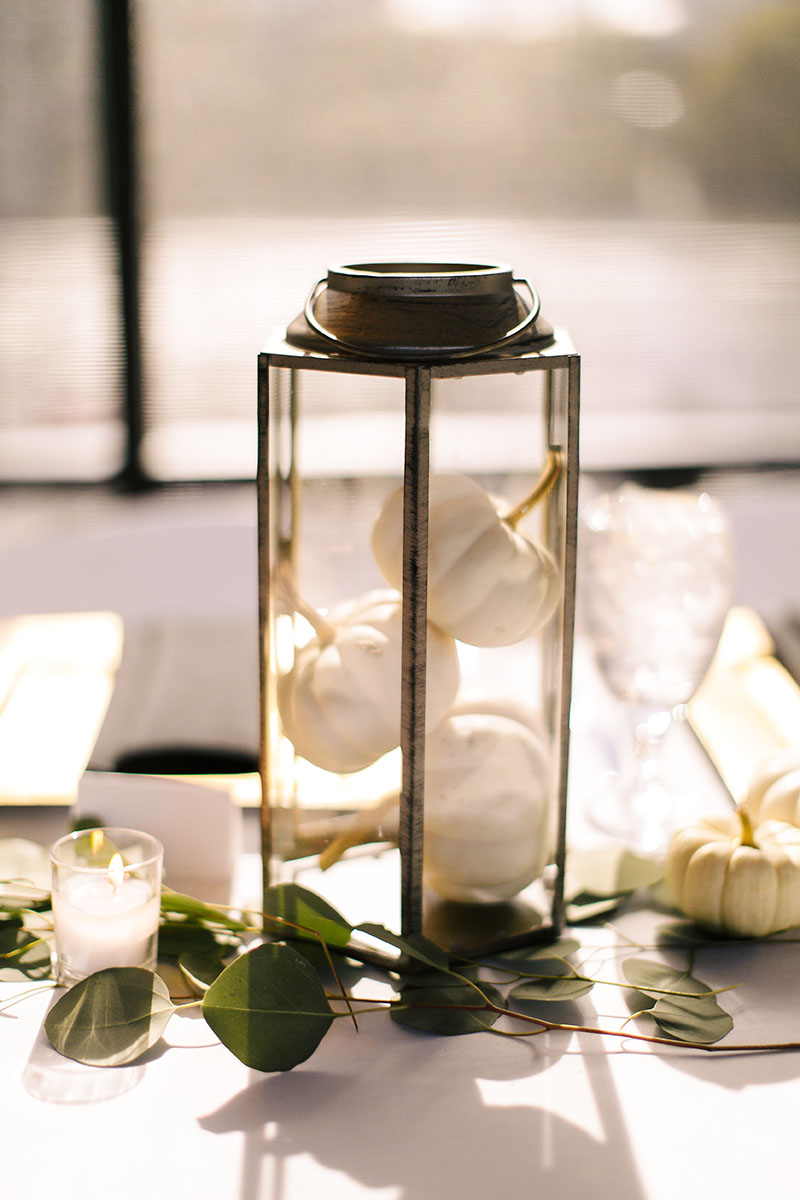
371,472,560,648
277,588,460,775
422,706,553,903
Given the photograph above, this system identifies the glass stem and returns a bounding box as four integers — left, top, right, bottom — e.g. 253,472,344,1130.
620,706,674,844
629,707,672,792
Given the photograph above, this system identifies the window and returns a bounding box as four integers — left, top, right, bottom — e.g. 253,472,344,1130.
0,0,123,481
2,0,799,483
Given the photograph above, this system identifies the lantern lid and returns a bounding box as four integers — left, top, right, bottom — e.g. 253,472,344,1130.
285,261,554,361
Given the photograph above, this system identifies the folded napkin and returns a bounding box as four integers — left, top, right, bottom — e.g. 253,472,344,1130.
688,606,800,803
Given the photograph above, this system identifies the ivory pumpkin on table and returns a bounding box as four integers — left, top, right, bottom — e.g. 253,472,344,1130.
371,472,561,648
742,751,800,827
277,589,460,775
665,809,800,937
422,707,553,903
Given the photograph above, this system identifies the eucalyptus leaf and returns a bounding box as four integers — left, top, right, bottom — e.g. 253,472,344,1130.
0,838,52,893
158,921,231,961
506,956,574,980
0,929,53,981
565,893,629,924
397,964,479,990
160,889,249,931
0,893,51,914
285,938,355,977
649,992,733,1044
391,981,503,1035
45,968,175,1067
0,918,24,949
178,953,226,995
263,884,353,948
622,957,733,1045
509,973,595,1002
202,942,334,1072
566,844,664,899
622,957,711,999
490,938,581,966
355,923,449,970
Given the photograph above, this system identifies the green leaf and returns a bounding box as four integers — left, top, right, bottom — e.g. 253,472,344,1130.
44,968,175,1067
566,844,664,899
202,942,335,1071
490,937,581,965
562,842,666,925
158,920,232,961
649,992,733,1044
0,893,51,914
355,923,449,970
160,889,249,932
178,953,226,995
509,973,595,1002
622,957,733,1045
284,938,355,977
391,981,504,1035
263,884,353,949
0,928,53,981
0,917,24,948
0,838,52,895
565,893,629,924
622,957,709,999
397,964,479,990
489,939,590,995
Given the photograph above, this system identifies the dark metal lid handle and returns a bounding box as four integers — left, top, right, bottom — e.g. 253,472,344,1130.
302,275,541,361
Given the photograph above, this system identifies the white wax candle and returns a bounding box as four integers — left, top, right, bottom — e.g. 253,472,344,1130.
53,870,160,981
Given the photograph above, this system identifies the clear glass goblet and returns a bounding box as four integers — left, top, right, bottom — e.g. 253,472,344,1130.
580,482,733,852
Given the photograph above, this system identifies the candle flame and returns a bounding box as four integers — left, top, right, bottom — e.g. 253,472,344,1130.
108,853,125,890
90,829,105,855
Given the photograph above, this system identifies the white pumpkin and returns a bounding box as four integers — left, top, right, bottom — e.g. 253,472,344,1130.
742,751,800,826
422,709,553,903
665,809,800,937
371,473,560,648
277,589,459,774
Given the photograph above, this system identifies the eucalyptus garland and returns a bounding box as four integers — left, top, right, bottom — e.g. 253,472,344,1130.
2,843,800,1072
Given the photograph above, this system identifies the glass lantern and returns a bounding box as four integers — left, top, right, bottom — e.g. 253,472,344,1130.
257,262,579,957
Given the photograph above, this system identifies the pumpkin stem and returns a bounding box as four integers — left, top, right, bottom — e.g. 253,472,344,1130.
272,561,336,645
502,449,562,528
736,806,759,849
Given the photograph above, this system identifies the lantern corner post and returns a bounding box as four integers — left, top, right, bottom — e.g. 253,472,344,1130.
399,364,432,938
257,351,272,911
551,350,581,934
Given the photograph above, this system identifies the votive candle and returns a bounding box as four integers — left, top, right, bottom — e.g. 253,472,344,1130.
50,827,163,986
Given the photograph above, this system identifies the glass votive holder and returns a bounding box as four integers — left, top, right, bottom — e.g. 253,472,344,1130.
50,827,163,986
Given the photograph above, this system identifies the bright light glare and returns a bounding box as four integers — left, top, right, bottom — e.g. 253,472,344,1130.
588,0,686,38
611,70,685,128
386,0,581,39
387,0,685,38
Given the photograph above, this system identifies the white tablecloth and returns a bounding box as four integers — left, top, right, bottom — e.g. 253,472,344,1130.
3,852,800,1200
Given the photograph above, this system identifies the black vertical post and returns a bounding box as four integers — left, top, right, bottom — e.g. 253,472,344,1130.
97,0,148,490
257,354,271,905
399,366,431,937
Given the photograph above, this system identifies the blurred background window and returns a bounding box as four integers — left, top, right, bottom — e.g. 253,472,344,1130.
1,0,799,484
0,0,123,482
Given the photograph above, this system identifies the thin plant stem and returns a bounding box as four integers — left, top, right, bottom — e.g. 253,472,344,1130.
0,982,58,1013
501,449,561,528
326,991,800,1055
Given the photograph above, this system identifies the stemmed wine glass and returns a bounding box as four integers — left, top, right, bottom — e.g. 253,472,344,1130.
580,482,733,852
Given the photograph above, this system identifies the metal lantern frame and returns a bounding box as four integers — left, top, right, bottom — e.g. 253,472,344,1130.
257,267,580,956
